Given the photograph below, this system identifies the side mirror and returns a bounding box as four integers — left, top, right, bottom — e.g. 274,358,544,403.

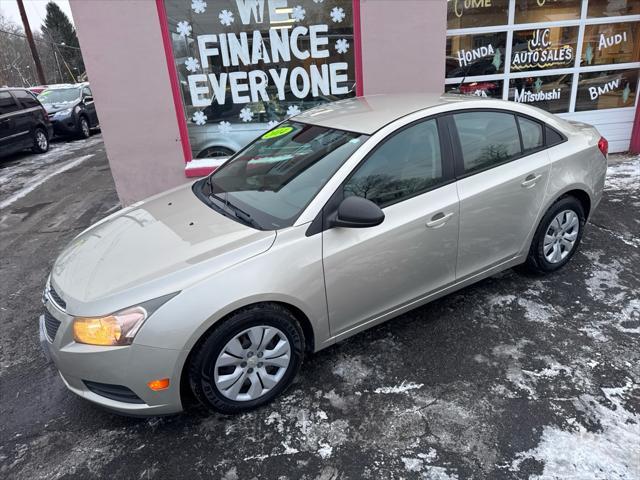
331,196,384,228
83,96,93,103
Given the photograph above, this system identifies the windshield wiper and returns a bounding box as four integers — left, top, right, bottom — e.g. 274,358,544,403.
207,191,262,230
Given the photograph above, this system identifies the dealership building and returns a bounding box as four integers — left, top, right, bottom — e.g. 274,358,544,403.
69,0,640,204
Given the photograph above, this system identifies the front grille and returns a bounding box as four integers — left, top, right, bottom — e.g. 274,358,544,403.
49,286,66,310
83,381,145,404
44,310,61,341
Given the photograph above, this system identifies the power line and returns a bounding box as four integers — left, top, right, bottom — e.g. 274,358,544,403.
0,27,82,50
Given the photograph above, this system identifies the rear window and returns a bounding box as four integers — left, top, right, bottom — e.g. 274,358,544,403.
12,90,40,109
546,126,564,146
0,92,21,115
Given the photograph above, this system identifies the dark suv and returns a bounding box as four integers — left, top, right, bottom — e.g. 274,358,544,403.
38,84,99,138
0,88,53,157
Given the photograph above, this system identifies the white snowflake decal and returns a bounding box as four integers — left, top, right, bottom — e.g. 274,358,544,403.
239,107,254,122
219,9,234,26
313,0,324,3
192,111,207,125
335,38,349,54
330,7,345,23
291,6,306,22
286,105,301,117
267,120,279,128
218,121,232,133
184,57,200,73
176,21,192,37
191,0,206,14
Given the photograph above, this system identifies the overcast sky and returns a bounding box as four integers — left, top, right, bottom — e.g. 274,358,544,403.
0,0,74,32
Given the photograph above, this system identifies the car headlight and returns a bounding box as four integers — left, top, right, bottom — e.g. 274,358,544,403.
73,306,147,346
54,108,73,118
72,292,179,346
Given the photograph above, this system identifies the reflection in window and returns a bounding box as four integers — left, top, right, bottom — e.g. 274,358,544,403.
515,0,581,24
575,69,638,111
588,0,640,18
447,0,509,29
511,26,578,72
509,75,572,113
344,120,443,207
582,22,640,66
446,32,507,78
453,112,521,173
445,80,504,98
517,116,543,151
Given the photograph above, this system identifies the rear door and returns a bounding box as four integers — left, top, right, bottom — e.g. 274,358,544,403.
12,89,45,140
450,110,551,279
0,91,28,152
322,117,459,338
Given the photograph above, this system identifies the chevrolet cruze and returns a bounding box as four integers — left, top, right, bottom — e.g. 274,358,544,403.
40,94,607,415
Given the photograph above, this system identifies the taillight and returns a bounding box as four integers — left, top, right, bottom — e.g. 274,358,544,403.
598,137,608,157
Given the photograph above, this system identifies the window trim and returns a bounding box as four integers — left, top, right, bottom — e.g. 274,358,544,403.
0,90,22,115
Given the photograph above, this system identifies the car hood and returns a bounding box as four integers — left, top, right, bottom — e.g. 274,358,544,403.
51,183,276,314
44,102,78,114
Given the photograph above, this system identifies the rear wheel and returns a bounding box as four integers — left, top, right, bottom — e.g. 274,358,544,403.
525,196,585,273
32,128,49,153
188,304,304,414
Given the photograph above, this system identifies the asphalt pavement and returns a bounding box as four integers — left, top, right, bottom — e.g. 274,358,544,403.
0,137,638,479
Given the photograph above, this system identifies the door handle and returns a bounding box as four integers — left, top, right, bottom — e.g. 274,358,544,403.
521,174,542,188
426,212,454,228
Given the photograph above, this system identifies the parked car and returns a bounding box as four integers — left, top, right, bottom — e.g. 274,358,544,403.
40,94,607,415
0,87,53,156
38,84,99,138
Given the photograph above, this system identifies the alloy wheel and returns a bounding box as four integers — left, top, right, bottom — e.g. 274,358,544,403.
214,326,291,401
36,131,48,150
81,119,90,137
543,210,579,263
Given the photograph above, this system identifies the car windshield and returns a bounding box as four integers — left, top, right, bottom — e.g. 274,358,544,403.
198,122,368,230
38,88,80,104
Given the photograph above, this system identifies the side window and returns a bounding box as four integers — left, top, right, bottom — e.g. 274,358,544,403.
12,90,40,109
518,116,543,152
0,92,21,115
344,119,444,207
83,87,92,98
545,126,563,146
453,111,521,174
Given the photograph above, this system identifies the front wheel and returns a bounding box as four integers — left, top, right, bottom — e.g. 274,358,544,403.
32,128,49,153
188,304,304,414
525,196,585,273
78,116,90,139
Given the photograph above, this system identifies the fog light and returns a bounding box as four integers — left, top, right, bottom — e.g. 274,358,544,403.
147,378,170,391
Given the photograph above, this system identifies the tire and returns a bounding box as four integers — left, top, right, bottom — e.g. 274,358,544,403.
32,128,49,153
525,196,585,274
188,304,305,414
196,146,234,159
78,116,90,139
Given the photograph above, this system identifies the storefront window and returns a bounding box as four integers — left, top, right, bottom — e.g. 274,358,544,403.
515,0,581,24
445,80,504,98
446,32,507,78
163,0,355,159
587,0,640,17
575,68,638,111
581,22,640,66
511,26,578,72
508,74,573,113
446,0,509,30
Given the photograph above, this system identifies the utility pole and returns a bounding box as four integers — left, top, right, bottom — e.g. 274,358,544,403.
17,0,47,85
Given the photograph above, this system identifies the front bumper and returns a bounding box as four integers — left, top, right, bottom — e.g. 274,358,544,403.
49,116,78,135
39,296,186,416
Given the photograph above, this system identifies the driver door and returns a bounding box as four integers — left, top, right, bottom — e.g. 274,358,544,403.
322,118,459,338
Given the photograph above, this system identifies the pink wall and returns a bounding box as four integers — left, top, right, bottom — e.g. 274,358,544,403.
70,0,189,205
359,0,447,95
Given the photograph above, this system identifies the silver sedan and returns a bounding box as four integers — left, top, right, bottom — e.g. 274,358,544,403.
41,94,607,415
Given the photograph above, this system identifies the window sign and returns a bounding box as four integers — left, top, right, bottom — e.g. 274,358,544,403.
582,22,640,66
515,0,581,24
575,69,638,111
446,32,507,78
587,0,640,18
511,27,578,72
447,0,509,30
163,0,355,159
508,74,573,113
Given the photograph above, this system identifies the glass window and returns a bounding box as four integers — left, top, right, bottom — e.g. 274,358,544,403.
582,22,640,66
203,122,368,229
517,116,543,151
11,90,40,109
82,87,92,97
344,120,443,208
575,69,638,111
38,88,81,104
446,32,507,78
163,0,356,159
511,26,578,72
515,0,581,24
508,74,573,113
0,92,20,114
453,111,521,173
588,0,640,18
546,126,563,146
447,0,509,29
445,80,504,98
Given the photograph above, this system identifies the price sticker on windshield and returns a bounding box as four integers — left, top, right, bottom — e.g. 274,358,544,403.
262,126,293,140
